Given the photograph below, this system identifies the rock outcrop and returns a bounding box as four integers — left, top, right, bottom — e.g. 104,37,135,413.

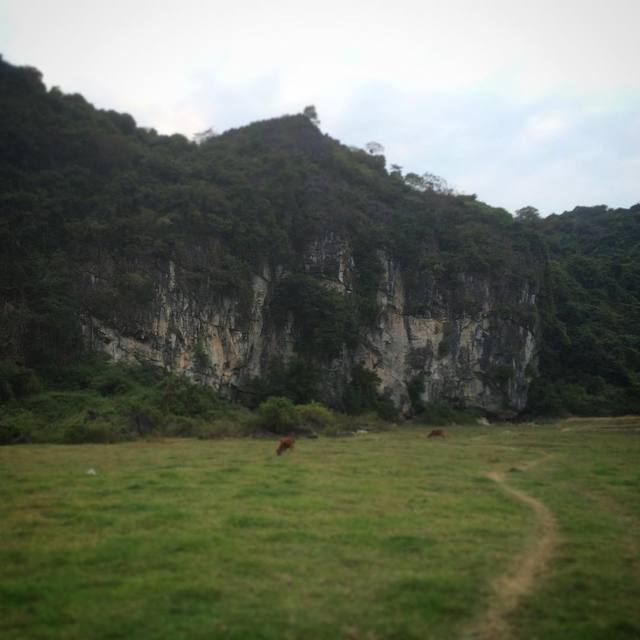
84,233,539,416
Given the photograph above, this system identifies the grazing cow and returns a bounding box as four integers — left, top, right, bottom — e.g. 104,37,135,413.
427,429,446,438
276,436,295,455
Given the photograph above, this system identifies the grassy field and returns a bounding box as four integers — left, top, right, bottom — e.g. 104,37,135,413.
1,418,639,640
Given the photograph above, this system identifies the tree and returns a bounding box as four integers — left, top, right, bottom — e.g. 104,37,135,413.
389,164,403,180
303,105,320,126
193,127,217,145
256,396,301,434
365,141,384,155
422,172,451,194
515,206,541,222
193,341,211,379
404,172,426,191
403,171,452,194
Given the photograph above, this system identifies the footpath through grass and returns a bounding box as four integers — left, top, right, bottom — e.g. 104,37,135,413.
1,418,639,640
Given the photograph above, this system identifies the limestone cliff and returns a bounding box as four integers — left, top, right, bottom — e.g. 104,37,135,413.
83,233,539,417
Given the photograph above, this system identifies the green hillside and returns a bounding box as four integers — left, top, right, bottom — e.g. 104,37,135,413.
1,55,638,426
532,204,640,414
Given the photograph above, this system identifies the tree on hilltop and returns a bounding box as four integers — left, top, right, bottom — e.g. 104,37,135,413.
303,105,320,126
365,141,385,155
515,206,541,222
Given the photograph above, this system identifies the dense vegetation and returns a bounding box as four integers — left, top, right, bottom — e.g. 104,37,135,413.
531,205,640,416
0,354,391,445
0,355,247,444
1,55,639,433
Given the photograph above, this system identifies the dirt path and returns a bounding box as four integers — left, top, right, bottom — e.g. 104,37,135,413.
463,455,557,640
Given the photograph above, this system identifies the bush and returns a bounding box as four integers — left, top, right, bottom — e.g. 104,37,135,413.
342,365,400,421
0,407,59,444
193,341,211,373
297,401,335,430
418,402,482,426
255,396,300,434
526,378,640,417
375,393,400,422
343,364,381,415
245,356,321,407
159,376,223,418
93,367,133,396
63,415,131,443
18,388,115,424
162,415,205,437
407,376,426,414
0,418,33,444
127,407,163,435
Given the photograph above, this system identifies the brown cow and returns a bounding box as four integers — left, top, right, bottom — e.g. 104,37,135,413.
276,436,295,455
427,429,446,438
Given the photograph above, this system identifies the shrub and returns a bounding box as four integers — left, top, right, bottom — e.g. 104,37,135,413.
342,365,400,421
159,376,222,418
407,376,426,414
193,341,211,373
162,415,205,437
0,407,60,444
245,356,320,407
63,415,131,443
93,367,132,396
255,396,300,434
375,393,400,422
21,390,107,422
126,407,163,436
297,401,335,430
0,419,33,444
418,402,482,426
343,364,380,415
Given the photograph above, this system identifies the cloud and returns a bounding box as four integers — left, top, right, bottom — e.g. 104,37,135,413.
521,114,573,144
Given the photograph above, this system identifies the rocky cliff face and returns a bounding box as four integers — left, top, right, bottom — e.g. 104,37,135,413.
83,232,539,416
361,258,537,415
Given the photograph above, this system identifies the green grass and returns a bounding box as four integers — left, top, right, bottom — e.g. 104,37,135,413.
1,418,639,639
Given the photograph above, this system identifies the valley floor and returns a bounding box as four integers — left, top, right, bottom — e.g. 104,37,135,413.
1,418,639,640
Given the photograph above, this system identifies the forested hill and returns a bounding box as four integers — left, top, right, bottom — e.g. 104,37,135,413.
532,204,640,414
1,55,639,418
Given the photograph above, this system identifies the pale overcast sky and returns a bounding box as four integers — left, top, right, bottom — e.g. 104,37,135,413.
1,0,638,214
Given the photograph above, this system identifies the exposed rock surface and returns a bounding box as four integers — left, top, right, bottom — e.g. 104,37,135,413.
84,233,539,416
